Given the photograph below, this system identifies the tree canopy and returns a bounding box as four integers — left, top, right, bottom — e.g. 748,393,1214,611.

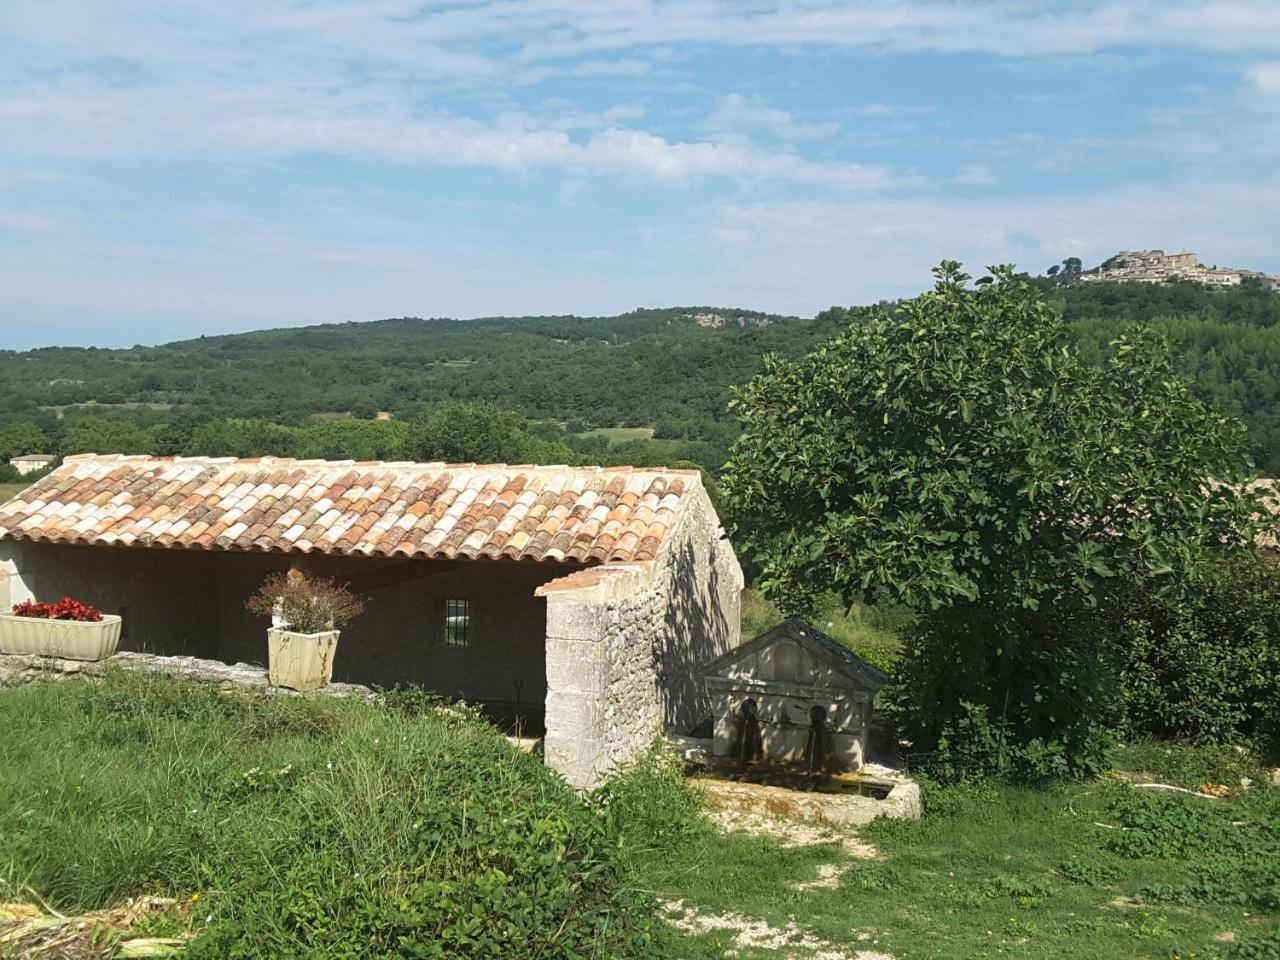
723,263,1268,776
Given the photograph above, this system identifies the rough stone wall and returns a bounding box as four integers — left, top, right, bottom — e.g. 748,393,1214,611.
0,649,376,699
542,482,742,788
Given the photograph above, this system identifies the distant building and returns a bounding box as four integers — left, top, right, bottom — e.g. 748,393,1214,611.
9,454,56,476
1080,249,1277,290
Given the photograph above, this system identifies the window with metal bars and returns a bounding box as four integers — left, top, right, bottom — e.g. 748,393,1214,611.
442,598,470,647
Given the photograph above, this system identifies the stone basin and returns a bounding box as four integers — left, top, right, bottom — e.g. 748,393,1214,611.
692,759,921,826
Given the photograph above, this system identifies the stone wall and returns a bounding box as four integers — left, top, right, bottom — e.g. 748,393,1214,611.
541,482,742,788
0,649,375,699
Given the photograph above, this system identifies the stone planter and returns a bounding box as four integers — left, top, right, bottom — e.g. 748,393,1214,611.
267,627,339,692
0,614,122,661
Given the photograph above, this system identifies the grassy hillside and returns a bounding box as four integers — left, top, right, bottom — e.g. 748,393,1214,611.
4,278,1280,470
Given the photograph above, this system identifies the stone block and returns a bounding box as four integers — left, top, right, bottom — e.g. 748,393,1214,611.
545,636,606,695
545,598,609,642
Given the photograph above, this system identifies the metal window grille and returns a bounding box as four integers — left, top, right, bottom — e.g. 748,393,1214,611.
443,598,470,647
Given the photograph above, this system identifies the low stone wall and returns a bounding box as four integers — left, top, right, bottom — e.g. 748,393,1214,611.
0,650,377,699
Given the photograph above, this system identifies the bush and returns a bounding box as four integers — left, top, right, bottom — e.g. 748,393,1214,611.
897,616,1119,782
591,744,711,863
1224,930,1280,960
0,672,660,959
1109,551,1280,747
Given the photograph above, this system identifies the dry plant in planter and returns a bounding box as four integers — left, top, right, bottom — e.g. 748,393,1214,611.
247,572,365,692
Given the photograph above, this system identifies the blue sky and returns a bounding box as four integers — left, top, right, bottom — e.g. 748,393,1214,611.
2,1,1278,349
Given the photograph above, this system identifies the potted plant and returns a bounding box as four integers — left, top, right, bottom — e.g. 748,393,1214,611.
247,572,364,692
0,596,122,661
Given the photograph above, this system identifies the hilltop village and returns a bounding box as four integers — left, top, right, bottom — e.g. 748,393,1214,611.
1081,249,1280,289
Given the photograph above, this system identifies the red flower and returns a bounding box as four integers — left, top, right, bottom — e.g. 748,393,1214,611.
11,596,104,622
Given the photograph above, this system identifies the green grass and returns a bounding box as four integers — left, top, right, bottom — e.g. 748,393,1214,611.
633,741,1280,959
741,587,907,671
575,426,656,446
0,482,26,501
4,672,1277,960
0,673,659,958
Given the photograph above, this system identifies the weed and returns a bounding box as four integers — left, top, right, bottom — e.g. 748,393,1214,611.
1224,929,1280,959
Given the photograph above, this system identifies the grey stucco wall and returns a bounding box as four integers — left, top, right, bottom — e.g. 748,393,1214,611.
16,542,222,657
543,482,743,788
8,541,573,711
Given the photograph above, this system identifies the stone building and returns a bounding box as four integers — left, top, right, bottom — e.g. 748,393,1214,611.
9,454,56,476
704,619,888,773
0,454,743,787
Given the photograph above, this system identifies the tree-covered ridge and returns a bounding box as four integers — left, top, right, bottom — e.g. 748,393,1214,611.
3,280,1280,471
0,307,815,451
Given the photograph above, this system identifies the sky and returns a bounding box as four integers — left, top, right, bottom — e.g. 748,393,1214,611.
2,1,1279,349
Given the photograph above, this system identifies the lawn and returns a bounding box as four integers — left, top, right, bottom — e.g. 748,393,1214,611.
0,483,26,502
574,426,656,446
636,741,1279,959
2,673,1275,960
0,673,662,958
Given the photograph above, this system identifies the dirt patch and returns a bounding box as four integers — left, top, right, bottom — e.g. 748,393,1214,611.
707,809,881,859
790,862,849,891
661,898,893,960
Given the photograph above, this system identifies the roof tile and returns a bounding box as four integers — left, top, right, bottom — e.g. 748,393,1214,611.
0,455,702,565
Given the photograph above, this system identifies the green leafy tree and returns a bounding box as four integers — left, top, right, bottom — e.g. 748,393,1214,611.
406,403,526,463
294,419,412,461
60,417,153,456
0,420,51,460
187,418,295,458
723,262,1265,777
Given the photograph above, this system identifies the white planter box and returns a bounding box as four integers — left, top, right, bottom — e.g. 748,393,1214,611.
0,614,123,661
267,628,339,692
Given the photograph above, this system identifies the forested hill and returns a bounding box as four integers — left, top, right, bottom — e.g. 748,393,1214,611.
3,280,1280,473
0,307,813,449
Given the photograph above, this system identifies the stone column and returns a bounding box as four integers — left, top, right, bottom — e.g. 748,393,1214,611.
543,593,610,789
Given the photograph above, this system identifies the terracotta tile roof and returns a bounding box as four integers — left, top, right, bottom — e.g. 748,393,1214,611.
0,454,701,564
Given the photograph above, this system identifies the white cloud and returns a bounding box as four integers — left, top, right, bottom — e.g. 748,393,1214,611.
655,176,1280,312
6,171,1278,349
1246,61,1280,92
704,94,840,141
954,163,998,186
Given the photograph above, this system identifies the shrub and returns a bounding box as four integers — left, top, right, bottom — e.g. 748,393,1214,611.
591,744,711,862
1108,551,1280,747
246,572,364,634
1224,930,1280,960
